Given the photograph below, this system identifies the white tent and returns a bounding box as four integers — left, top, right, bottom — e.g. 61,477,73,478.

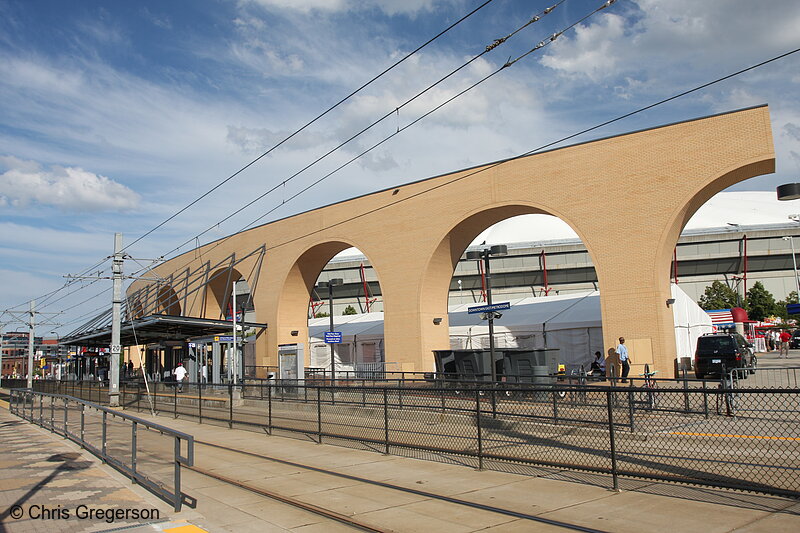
309,283,711,372
308,313,386,373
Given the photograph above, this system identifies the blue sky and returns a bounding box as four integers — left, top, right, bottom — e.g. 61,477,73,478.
1,0,800,334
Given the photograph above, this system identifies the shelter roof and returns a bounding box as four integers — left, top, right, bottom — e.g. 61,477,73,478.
60,314,267,347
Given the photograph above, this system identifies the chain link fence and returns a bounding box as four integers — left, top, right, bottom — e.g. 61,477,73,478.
17,378,800,498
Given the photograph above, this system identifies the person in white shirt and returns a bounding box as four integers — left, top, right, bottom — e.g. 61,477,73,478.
173,362,187,392
616,337,631,383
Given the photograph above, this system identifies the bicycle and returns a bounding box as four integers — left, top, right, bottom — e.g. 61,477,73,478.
638,368,659,410
715,374,738,416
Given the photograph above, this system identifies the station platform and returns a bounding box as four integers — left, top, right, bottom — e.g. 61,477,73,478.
1,389,799,532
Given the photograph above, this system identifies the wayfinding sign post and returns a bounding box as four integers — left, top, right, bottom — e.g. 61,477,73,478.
324,332,343,343
467,302,511,315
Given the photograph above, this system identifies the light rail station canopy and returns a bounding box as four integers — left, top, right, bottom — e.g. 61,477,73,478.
60,314,267,347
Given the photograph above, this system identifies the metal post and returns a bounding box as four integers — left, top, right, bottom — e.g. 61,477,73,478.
131,422,138,484
328,283,335,383
232,281,238,385
110,233,123,407
267,382,272,435
628,379,635,432
63,397,68,437
702,379,709,418
484,255,497,385
228,383,233,429
551,389,559,425
174,378,178,418
173,437,182,512
475,388,483,471
102,411,108,461
80,403,85,447
317,386,323,444
383,387,390,455
27,300,35,389
785,236,800,295
682,368,690,413
198,379,203,424
606,390,619,491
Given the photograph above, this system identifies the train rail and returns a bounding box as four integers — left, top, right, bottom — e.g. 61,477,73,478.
189,439,611,533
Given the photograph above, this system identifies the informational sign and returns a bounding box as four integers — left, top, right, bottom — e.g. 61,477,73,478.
787,303,800,315
110,344,121,353
324,332,343,343
467,302,511,315
214,336,234,342
278,343,304,384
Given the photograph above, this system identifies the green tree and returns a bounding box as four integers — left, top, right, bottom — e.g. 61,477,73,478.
776,290,799,320
745,281,779,321
698,280,740,310
342,305,357,315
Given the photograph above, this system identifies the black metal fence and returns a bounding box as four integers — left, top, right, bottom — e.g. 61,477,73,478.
8,388,195,511
18,378,800,499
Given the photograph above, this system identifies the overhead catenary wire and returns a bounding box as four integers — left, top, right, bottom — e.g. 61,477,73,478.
62,0,576,315
3,0,502,320
70,0,615,329
147,1,571,261
32,8,800,332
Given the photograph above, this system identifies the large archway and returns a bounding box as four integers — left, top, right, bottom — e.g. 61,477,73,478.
125,106,775,376
275,240,386,371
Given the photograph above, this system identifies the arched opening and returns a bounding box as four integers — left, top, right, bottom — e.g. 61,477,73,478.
156,285,181,315
658,164,789,359
127,298,144,320
276,241,385,377
199,267,260,381
426,205,604,375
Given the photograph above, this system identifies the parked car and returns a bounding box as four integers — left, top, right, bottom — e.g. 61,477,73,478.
790,330,800,349
694,332,756,379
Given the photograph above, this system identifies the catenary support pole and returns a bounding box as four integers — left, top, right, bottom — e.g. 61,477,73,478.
27,300,35,389
110,233,123,407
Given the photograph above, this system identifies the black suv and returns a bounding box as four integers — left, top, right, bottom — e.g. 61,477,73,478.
790,330,800,349
695,332,756,379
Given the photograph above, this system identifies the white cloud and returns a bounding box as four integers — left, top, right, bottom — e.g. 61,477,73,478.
242,0,445,16
541,0,800,83
0,157,140,211
540,13,626,82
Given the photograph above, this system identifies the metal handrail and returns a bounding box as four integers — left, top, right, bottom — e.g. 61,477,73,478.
8,388,194,511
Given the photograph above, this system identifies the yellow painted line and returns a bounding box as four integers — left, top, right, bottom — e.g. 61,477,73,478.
164,525,210,533
670,431,800,441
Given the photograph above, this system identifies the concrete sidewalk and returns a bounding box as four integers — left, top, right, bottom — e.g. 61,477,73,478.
2,396,799,532
125,409,800,533
0,406,209,532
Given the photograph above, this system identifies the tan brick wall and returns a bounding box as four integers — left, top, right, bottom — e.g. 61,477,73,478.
129,106,775,375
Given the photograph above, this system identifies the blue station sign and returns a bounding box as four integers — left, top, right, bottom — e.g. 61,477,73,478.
324,332,343,343
467,302,511,315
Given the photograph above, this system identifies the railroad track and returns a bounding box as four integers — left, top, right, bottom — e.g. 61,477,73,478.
188,439,611,533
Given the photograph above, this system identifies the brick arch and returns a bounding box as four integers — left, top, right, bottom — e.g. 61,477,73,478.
129,106,775,375
204,267,252,320
419,204,597,329
274,239,386,350
156,285,181,316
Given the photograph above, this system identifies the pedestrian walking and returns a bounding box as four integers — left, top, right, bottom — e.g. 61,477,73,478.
779,329,791,358
617,337,631,383
173,362,187,392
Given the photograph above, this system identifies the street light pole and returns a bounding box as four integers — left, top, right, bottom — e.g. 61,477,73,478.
318,278,343,382
784,236,800,296
466,245,507,383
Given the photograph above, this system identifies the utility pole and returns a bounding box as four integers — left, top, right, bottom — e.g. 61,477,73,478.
110,233,123,407
2,303,60,388
27,301,35,388
232,280,237,385
65,232,162,407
